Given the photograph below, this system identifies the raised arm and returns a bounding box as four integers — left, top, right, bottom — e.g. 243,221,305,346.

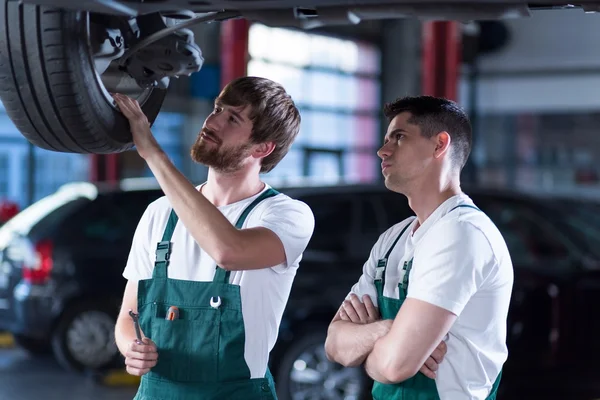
112,94,313,271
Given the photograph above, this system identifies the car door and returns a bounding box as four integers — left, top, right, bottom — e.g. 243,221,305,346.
287,191,361,314
57,189,162,300
472,194,578,371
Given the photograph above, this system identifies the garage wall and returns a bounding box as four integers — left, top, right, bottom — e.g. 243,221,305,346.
461,8,600,192
463,8,600,113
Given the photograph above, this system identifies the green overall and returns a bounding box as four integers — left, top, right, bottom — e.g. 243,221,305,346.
134,188,280,400
372,205,503,400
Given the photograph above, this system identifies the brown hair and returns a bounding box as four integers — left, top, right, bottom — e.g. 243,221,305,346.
384,96,472,170
217,76,301,173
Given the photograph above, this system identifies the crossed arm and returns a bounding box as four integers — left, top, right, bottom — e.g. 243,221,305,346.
325,294,454,384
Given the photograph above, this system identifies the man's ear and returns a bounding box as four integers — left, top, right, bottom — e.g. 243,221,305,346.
433,131,451,159
252,141,276,160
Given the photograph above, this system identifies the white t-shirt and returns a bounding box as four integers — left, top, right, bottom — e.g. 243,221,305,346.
350,193,514,399
123,184,315,378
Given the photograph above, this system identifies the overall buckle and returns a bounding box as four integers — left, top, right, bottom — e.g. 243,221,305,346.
375,259,386,281
155,241,172,264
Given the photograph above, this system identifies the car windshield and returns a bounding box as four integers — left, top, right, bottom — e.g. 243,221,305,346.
0,182,98,249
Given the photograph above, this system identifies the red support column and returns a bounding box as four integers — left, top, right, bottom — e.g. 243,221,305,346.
220,19,250,89
422,21,461,101
89,153,119,184
89,154,100,183
105,153,119,184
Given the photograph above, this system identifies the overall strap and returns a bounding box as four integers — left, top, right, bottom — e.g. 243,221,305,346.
450,204,480,212
213,188,280,284
153,209,179,279
374,219,413,296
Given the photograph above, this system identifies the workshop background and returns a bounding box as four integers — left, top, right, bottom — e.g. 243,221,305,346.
1,7,600,400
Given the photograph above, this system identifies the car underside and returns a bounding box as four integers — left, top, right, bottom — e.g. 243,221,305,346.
0,0,599,154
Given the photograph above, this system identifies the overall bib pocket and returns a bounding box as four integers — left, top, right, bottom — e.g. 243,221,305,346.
149,303,221,383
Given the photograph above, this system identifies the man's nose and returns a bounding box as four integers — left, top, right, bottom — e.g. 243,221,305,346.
377,142,392,159
205,112,223,131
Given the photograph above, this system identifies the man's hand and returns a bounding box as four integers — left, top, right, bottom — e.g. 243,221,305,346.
339,294,380,324
125,338,158,376
419,340,447,379
112,93,162,160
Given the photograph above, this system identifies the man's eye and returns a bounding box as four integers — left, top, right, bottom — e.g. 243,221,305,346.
396,134,404,141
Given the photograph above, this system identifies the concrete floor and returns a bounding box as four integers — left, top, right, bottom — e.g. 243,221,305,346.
0,348,138,400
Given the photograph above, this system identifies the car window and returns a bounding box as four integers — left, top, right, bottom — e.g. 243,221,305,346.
0,183,96,247
301,194,356,253
476,197,572,267
73,190,163,245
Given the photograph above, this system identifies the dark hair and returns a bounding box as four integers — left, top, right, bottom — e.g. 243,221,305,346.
384,96,472,170
217,76,301,173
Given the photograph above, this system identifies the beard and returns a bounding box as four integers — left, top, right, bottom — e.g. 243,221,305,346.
190,134,254,173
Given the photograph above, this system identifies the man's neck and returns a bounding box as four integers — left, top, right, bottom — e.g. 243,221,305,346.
406,177,462,228
201,167,265,207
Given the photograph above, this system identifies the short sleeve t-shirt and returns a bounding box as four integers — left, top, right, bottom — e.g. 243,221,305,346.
123,184,315,378
350,193,513,399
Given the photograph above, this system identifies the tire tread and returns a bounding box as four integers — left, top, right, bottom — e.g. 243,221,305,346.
0,0,166,154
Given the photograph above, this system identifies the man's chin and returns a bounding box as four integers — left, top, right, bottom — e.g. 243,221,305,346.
383,177,403,193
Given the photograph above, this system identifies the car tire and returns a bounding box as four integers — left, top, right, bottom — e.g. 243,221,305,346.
51,301,120,373
0,0,167,154
12,334,51,355
275,325,372,400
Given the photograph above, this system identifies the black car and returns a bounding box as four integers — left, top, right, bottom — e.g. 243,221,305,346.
0,181,163,371
1,181,600,400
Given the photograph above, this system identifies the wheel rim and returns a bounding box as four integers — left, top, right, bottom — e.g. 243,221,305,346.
65,310,117,369
288,343,364,400
86,16,154,107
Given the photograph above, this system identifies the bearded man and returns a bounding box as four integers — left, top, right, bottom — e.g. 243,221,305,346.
112,77,315,400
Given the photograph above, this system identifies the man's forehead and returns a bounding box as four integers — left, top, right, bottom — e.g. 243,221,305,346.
386,112,416,133
216,99,252,117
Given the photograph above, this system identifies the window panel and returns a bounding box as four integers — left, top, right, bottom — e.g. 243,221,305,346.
248,60,306,104
249,24,310,67
308,71,340,108
265,148,302,180
352,116,380,148
32,149,89,203
248,24,271,60
356,78,381,112
337,74,358,111
308,152,341,179
309,111,339,147
345,152,378,182
248,23,381,184
356,42,382,75
336,114,353,148
296,110,311,145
